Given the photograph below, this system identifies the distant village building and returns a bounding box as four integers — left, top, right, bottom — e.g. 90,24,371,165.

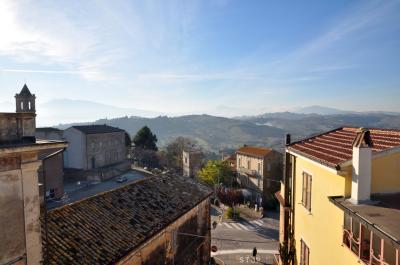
0,85,67,265
36,127,63,141
36,127,65,199
236,145,283,206
63,125,129,170
43,174,212,265
224,153,237,172
183,149,203,178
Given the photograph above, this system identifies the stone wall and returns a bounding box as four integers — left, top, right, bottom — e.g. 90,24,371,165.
0,150,43,265
0,112,36,145
38,148,64,199
86,132,126,169
117,198,211,265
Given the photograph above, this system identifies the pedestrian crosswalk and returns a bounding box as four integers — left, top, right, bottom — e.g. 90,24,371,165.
219,220,264,231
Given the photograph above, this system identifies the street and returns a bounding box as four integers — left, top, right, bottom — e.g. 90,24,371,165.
211,207,279,265
47,169,148,209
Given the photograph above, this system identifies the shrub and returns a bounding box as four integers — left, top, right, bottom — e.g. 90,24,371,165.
225,207,240,219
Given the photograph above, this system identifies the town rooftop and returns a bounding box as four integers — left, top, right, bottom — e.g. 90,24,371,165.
42,173,212,264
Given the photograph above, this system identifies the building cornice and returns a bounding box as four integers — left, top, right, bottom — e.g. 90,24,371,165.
0,141,68,155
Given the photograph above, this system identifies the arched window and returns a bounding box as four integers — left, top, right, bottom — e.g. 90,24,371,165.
21,101,24,110
28,101,31,110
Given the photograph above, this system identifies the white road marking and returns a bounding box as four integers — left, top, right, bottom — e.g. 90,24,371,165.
230,223,242,230
211,249,279,256
223,222,234,229
251,220,264,226
237,223,250,231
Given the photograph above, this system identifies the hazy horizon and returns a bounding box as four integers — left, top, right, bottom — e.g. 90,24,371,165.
1,0,400,120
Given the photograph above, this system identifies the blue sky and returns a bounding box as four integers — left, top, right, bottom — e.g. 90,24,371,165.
0,0,399,118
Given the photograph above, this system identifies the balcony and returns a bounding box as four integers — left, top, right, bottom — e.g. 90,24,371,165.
237,166,261,177
342,218,399,265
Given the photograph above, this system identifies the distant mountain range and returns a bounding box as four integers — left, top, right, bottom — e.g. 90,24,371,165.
291,105,400,116
7,98,394,152
239,112,400,141
55,111,400,152
37,99,165,126
58,115,286,151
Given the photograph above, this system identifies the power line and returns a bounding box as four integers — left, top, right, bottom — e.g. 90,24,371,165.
177,232,273,244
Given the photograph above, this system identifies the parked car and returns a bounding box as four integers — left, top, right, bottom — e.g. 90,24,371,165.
115,176,128,183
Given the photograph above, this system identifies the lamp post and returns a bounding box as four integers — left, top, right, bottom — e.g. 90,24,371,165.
213,164,221,199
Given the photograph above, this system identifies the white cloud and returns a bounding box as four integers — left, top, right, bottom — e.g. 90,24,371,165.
0,0,115,81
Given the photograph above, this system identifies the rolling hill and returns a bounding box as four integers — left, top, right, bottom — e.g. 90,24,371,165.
55,110,400,152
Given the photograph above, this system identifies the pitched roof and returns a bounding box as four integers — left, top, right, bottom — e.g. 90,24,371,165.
288,127,400,169
71,125,125,134
18,84,33,96
36,127,62,132
236,146,272,158
42,174,212,265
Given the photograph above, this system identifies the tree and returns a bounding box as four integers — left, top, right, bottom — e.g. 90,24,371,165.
279,228,296,265
132,126,158,151
198,160,234,186
162,137,200,171
131,147,160,168
217,187,244,207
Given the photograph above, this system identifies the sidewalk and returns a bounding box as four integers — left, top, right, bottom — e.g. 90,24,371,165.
237,204,263,220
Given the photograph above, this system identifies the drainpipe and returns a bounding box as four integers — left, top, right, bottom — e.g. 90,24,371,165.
283,134,291,244
42,147,66,264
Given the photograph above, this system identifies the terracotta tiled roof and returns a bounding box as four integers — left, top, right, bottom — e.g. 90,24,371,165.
42,174,212,265
236,146,272,158
288,127,400,169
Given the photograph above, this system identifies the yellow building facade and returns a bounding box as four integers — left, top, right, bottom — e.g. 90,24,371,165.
277,127,400,265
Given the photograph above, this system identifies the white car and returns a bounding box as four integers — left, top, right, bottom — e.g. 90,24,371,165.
115,176,128,183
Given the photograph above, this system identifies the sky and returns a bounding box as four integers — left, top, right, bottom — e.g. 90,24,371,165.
0,0,400,120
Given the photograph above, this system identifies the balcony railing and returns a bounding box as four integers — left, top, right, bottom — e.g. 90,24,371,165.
237,167,261,177
342,222,398,265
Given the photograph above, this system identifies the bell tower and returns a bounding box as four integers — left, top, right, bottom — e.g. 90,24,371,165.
15,84,36,113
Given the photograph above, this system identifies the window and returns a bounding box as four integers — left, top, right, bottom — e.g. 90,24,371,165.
238,158,241,167
28,101,31,110
247,160,251,169
300,239,310,265
267,163,271,171
258,162,261,173
301,171,312,211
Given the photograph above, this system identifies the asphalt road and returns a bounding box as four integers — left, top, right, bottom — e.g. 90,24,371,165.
211,208,279,265
47,170,147,209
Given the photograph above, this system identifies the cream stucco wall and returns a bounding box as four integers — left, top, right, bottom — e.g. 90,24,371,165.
371,150,400,194
293,157,360,265
292,149,400,265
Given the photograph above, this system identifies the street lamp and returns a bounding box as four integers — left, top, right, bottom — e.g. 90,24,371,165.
213,164,221,199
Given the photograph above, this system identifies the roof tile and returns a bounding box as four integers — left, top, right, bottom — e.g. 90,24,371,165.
289,127,400,168
42,174,212,264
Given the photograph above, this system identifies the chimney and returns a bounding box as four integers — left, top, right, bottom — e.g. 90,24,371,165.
285,134,291,146
350,128,373,204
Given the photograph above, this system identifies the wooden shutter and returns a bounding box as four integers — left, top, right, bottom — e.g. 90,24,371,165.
306,174,312,211
300,240,310,265
302,172,307,206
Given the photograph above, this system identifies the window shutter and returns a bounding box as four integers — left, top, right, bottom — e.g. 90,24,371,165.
302,172,307,205
306,244,310,265
300,240,304,265
307,174,312,211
